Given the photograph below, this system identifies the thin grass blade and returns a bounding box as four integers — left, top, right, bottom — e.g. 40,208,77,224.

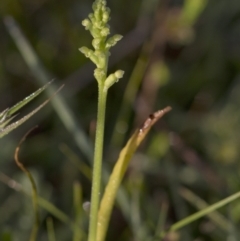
0,81,52,130
0,172,80,233
160,190,240,238
14,127,40,241
73,181,83,241
7,81,53,117
0,85,63,138
47,217,56,241
97,106,172,241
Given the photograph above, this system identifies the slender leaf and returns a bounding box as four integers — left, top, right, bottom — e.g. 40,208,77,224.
0,172,78,232
97,106,172,241
0,81,52,128
0,84,63,138
14,128,40,241
8,81,53,117
47,217,56,241
73,181,83,241
159,190,240,238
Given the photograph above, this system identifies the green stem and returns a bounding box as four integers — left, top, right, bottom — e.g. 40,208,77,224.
88,84,108,241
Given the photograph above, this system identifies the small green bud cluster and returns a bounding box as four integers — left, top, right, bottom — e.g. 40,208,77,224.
79,0,124,90
104,70,124,91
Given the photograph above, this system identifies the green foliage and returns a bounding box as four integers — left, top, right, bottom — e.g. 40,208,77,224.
0,81,52,138
97,107,171,241
2,0,240,240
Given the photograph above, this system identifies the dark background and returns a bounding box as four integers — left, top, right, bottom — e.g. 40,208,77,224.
1,0,240,240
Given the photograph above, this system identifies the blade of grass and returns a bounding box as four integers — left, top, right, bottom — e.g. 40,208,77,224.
97,106,172,241
7,81,53,117
59,143,92,180
73,181,83,241
180,0,208,26
0,81,52,129
130,176,149,241
46,217,56,241
38,196,73,226
179,187,231,231
164,153,192,241
159,190,240,238
0,114,18,129
14,127,40,241
0,172,83,234
0,85,63,138
0,81,57,137
154,200,169,237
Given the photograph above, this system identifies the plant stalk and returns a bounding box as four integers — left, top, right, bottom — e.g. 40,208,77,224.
88,83,108,241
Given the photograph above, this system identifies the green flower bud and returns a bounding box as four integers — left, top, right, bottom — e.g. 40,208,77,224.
102,11,110,23
115,70,124,79
104,70,124,90
93,21,102,29
105,34,123,49
92,0,100,12
91,28,101,39
101,27,110,37
79,46,91,56
92,38,102,50
82,19,92,30
79,47,98,65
